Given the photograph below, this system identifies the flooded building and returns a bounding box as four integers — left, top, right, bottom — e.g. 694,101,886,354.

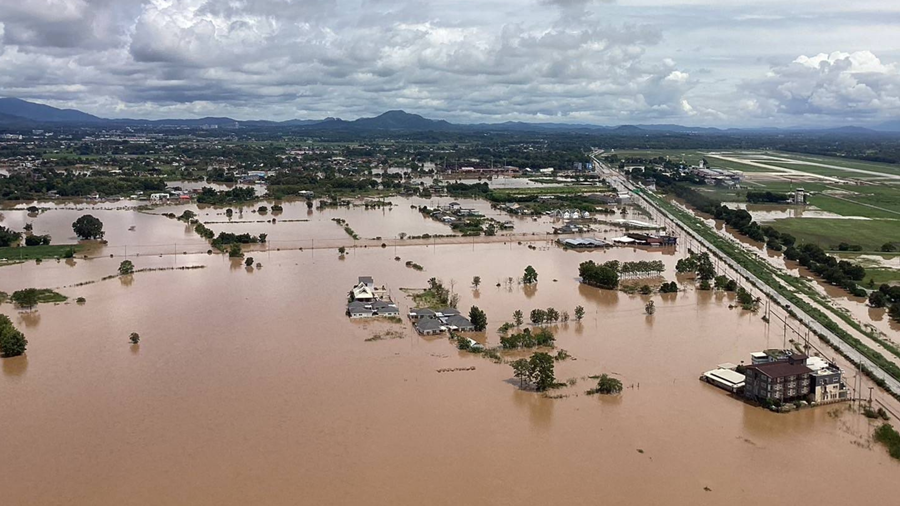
743,355,812,403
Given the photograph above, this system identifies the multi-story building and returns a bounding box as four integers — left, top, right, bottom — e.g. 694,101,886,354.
743,354,812,403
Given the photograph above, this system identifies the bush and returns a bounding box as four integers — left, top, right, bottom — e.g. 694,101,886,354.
118,260,135,275
589,374,623,395
659,281,678,293
873,423,900,460
24,234,51,246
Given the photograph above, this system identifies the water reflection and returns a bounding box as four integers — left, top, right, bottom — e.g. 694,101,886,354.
1,354,28,378
17,311,41,329
577,282,619,307
119,275,134,287
522,284,538,299
510,385,554,430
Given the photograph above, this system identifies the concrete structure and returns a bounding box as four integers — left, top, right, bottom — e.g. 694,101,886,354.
445,315,475,332
415,316,445,336
408,308,436,321
810,366,847,403
560,237,610,249
743,355,812,403
702,368,746,393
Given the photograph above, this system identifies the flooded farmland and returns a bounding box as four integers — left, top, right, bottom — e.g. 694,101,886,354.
1,205,899,506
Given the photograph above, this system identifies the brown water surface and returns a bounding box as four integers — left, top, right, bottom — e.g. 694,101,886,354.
1,221,898,506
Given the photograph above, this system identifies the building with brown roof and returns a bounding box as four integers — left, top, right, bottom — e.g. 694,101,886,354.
743,354,812,403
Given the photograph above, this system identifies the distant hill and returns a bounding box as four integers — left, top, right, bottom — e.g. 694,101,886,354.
875,120,900,132
0,97,102,123
350,110,453,130
0,111,35,126
1,97,899,135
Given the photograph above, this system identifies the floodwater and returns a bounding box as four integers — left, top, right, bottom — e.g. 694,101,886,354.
2,213,899,506
726,202,861,222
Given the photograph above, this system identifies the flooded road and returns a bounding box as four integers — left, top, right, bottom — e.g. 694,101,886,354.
2,228,899,506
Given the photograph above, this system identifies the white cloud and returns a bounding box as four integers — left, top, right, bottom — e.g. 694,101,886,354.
744,50,900,122
0,0,897,126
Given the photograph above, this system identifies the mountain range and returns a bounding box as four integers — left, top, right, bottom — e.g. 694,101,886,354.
1,97,899,134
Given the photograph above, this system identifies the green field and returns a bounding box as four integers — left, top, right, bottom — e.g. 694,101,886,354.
770,152,900,177
0,244,82,263
861,268,900,286
771,217,899,251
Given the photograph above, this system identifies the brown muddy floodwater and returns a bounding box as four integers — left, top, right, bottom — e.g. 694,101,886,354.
1,215,899,506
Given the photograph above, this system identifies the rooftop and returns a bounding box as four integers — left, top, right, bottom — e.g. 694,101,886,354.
747,361,812,379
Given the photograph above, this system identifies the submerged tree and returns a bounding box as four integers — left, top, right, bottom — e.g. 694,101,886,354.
529,352,556,391
10,289,39,311
0,315,27,358
591,374,623,395
645,300,656,315
472,276,481,289
574,305,585,321
511,358,531,388
72,214,105,240
523,265,538,285
468,306,488,331
513,310,524,327
118,260,134,276
129,332,141,345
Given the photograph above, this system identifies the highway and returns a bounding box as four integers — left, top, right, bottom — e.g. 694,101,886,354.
591,152,900,398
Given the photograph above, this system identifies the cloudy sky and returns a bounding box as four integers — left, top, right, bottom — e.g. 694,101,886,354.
0,0,899,127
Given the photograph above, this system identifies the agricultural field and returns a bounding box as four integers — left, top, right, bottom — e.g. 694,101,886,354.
770,217,898,252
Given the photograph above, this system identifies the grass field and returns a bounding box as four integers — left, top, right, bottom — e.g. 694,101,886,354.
862,268,900,286
770,152,900,177
0,244,81,263
811,194,900,220
771,217,899,251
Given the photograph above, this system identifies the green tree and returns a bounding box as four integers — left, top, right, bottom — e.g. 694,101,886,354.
0,319,28,358
578,260,619,289
529,352,556,391
593,374,623,395
0,225,22,247
545,307,559,323
11,289,39,310
574,305,585,321
472,276,481,288
245,257,255,267
523,265,538,285
118,260,134,275
228,244,243,258
468,306,488,331
530,308,546,325
511,358,531,388
72,214,105,240
513,309,524,326
882,243,898,253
